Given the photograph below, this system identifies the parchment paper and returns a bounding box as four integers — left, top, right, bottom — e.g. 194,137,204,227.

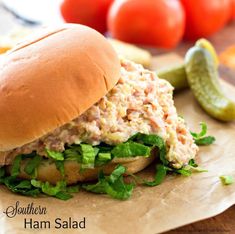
0,57,235,234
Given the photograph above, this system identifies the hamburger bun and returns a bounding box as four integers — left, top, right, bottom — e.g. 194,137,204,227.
0,24,120,151
11,153,156,185
0,24,157,183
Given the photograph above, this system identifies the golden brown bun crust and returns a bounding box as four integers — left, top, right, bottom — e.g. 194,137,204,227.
16,155,155,185
0,24,120,151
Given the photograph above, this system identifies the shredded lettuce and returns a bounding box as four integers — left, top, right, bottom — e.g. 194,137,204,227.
0,167,5,179
167,158,208,177
130,133,168,165
130,158,207,187
64,146,82,161
95,153,112,167
143,164,167,186
1,129,212,200
0,133,168,199
79,144,99,169
55,191,73,200
31,180,65,196
220,175,234,185
2,176,41,197
111,142,151,158
188,159,198,167
24,154,42,176
55,161,65,177
64,144,99,169
46,149,64,161
194,137,215,146
31,179,73,200
82,165,134,200
11,155,23,177
191,122,216,146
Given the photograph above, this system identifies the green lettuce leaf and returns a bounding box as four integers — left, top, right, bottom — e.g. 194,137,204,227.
188,159,198,167
108,164,126,183
130,133,168,165
143,164,167,186
170,162,208,176
31,179,72,200
194,136,216,146
95,153,112,167
191,122,208,139
55,161,65,177
64,147,82,161
11,155,23,177
220,175,234,185
80,144,99,168
24,154,42,176
191,122,216,146
14,180,32,189
46,149,64,161
3,176,41,197
82,165,134,200
55,191,73,200
0,167,5,179
111,142,151,158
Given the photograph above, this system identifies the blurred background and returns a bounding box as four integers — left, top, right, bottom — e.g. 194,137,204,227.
1,0,234,71
0,0,234,47
0,0,63,31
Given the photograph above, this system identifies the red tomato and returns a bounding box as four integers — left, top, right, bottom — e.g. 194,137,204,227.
231,0,235,20
107,0,185,49
60,0,114,33
180,0,231,40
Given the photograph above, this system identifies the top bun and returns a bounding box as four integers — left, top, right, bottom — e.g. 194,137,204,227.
0,24,121,151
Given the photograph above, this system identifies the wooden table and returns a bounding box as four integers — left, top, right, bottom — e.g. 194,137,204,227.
165,21,235,234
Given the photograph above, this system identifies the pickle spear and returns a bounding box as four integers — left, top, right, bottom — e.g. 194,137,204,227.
157,64,188,91
195,38,219,68
157,39,217,91
185,47,235,121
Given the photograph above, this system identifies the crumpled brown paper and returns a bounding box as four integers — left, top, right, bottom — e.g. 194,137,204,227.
0,61,235,234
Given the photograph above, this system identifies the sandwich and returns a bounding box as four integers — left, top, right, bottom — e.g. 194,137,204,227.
0,24,198,200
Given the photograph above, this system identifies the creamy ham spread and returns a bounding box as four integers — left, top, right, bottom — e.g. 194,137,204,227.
2,59,198,168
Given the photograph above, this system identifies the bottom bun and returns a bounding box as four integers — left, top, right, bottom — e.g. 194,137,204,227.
12,154,156,185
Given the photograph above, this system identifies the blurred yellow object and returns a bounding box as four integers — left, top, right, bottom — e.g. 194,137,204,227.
0,46,11,54
0,27,32,54
108,39,152,67
196,38,219,67
220,46,235,69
